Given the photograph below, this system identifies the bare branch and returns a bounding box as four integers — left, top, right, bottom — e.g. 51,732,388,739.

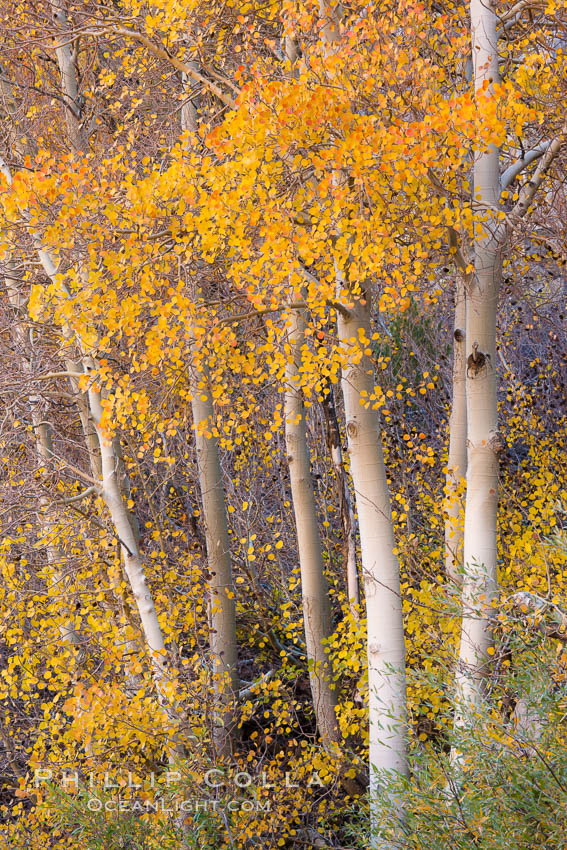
500,0,544,23
57,485,97,504
500,142,550,192
511,129,565,219
238,670,275,700
114,27,237,109
34,371,87,381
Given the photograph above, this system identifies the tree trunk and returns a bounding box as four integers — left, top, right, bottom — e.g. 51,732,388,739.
454,0,501,727
285,307,340,748
337,292,408,844
87,382,169,673
317,5,408,826
0,158,182,742
65,358,103,479
190,372,238,755
444,276,467,584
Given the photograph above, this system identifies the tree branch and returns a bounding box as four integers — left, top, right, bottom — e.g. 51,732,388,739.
510,129,565,219
500,142,550,192
500,0,544,22
58,485,97,504
238,670,274,700
113,27,236,109
34,371,87,381
448,226,470,276
218,296,352,328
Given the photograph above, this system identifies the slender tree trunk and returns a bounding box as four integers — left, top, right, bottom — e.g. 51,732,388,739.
444,276,467,584
190,372,238,755
87,377,186,747
87,383,168,668
337,291,408,844
285,307,340,748
0,47,190,764
0,153,182,741
65,358,103,479
317,4,408,830
454,0,502,728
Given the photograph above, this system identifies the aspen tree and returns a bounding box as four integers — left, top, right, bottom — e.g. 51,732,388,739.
319,4,408,841
48,3,155,663
284,306,340,748
2,259,80,648
455,0,565,730
282,11,344,750
49,0,86,154
454,0,502,725
0,61,85,649
43,7,104,481
189,364,239,754
338,292,409,839
0,155,183,750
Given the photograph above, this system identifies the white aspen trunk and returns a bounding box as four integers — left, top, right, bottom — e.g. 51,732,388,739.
51,19,147,689
317,6,407,832
87,378,187,752
321,381,360,613
454,0,502,728
190,375,238,755
49,12,103,482
338,293,408,844
51,26,139,536
444,277,467,584
88,382,188,752
113,434,141,544
285,308,340,748
181,65,199,138
319,0,342,45
86,382,168,669
0,65,187,759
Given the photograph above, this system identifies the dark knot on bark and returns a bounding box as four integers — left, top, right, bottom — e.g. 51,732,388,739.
467,341,488,376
